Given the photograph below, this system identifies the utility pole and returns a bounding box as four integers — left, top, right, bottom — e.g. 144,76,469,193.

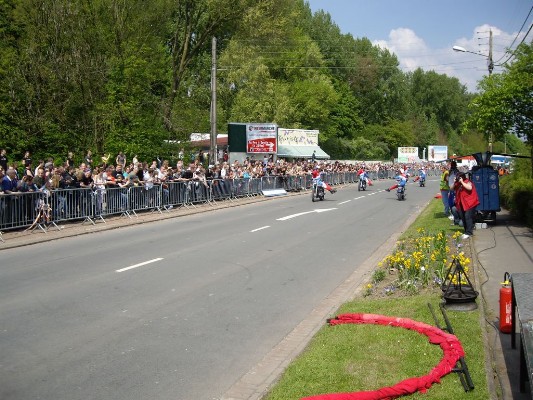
452,28,494,75
488,29,494,75
210,37,217,165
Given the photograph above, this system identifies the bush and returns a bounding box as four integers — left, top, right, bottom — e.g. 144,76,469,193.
500,175,533,228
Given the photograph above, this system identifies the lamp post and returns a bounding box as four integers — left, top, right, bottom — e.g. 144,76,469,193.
452,29,493,75
210,36,218,165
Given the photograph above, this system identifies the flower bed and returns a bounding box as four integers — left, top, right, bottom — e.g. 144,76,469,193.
365,229,473,297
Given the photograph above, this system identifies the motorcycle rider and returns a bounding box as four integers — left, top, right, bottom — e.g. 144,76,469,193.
385,170,407,192
357,165,369,187
312,166,336,194
414,167,426,183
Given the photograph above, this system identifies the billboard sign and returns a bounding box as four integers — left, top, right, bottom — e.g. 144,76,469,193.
246,123,277,153
428,145,448,162
397,147,419,163
277,128,319,146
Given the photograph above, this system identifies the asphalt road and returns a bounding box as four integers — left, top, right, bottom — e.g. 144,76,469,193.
0,178,438,400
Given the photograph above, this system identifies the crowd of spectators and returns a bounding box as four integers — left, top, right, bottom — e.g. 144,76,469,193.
0,148,447,231
1,148,445,196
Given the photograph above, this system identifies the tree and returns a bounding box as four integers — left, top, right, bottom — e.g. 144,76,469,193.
218,0,337,130
163,0,250,132
465,42,533,171
408,68,471,132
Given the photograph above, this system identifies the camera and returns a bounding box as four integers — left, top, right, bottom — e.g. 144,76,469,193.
455,172,466,182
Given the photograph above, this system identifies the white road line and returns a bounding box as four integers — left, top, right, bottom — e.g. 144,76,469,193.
277,208,337,221
116,258,164,273
353,196,365,200
339,200,351,205
250,226,270,232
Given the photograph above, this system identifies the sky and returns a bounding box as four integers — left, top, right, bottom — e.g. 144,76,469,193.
306,0,533,92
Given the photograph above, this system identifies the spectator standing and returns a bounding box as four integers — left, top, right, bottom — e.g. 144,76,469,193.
453,171,480,240
33,167,46,189
116,151,126,168
79,169,94,189
22,151,32,170
84,150,93,169
33,160,45,177
66,152,75,168
181,164,194,180
0,149,8,171
440,164,450,216
2,167,18,194
448,160,459,189
44,157,54,172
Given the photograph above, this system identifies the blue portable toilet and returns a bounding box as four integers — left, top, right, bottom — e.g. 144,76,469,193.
471,152,500,221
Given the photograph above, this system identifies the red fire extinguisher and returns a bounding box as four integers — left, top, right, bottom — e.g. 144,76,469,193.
499,272,512,333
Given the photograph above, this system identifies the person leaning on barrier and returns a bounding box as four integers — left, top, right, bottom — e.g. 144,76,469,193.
79,169,94,189
2,167,19,194
17,174,38,192
17,175,39,222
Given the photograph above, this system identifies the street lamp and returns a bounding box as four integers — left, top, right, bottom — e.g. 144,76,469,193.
452,30,494,75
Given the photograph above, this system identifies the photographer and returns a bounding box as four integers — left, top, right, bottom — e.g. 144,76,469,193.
453,172,479,240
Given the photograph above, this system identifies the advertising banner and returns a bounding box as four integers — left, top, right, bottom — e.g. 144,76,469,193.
246,123,277,153
397,147,419,163
428,145,448,162
277,129,319,146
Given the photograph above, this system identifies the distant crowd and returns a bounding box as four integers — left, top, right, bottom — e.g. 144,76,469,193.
1,148,443,195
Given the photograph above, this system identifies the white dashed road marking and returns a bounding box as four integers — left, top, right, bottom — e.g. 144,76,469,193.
116,258,164,273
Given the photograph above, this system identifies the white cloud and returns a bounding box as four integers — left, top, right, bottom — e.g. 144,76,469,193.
374,25,525,92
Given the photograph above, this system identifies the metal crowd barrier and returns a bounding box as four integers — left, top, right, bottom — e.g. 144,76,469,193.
1,170,438,235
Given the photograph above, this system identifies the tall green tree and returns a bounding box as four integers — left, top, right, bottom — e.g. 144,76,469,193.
465,41,533,170
163,0,250,133
408,68,471,132
218,0,337,131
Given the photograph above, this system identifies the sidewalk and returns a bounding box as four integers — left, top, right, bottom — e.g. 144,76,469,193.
1,195,532,399
474,209,533,399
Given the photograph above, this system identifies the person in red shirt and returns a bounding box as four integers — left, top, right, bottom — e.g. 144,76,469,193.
311,167,336,193
453,172,480,240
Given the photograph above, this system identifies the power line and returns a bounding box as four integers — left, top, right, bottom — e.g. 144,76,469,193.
493,4,533,64
497,22,533,65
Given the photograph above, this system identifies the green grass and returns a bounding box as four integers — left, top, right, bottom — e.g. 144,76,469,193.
401,197,463,240
264,199,489,400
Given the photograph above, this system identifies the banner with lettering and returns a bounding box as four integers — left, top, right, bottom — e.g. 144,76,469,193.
277,128,319,146
246,124,277,153
397,147,419,163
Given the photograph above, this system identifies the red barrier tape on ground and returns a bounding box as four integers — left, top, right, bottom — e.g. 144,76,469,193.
301,313,465,400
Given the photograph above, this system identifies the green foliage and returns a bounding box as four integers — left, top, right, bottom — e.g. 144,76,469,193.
409,68,470,131
0,0,481,162
499,173,533,228
465,42,533,153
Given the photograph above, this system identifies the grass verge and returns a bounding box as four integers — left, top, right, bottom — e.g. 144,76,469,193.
264,198,490,400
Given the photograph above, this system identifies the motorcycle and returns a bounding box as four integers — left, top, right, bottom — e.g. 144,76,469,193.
311,182,325,202
358,177,367,191
419,176,426,187
397,185,406,201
